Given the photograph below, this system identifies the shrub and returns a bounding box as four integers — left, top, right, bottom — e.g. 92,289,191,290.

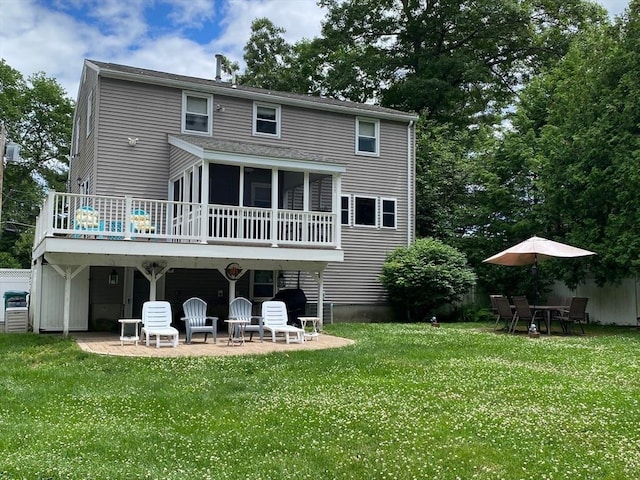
380,237,476,321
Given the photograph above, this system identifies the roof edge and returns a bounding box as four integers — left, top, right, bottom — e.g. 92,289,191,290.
88,60,419,123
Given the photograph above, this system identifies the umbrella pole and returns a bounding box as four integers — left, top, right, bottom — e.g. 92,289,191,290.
531,255,539,309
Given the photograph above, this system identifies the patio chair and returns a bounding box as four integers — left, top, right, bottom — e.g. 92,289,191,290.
141,301,179,348
493,295,514,331
74,206,102,237
130,209,156,235
553,297,589,334
261,300,304,344
509,296,545,334
229,297,263,342
181,297,218,344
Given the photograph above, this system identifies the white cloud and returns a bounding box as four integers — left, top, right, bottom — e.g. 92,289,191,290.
0,0,629,102
165,0,217,27
212,0,324,62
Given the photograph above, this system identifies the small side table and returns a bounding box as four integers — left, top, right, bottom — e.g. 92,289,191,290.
298,316,320,341
225,319,249,346
118,319,141,346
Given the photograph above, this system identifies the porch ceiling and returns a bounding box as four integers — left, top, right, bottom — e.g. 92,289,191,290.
36,237,342,272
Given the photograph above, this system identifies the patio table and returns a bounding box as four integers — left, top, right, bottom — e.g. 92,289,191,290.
529,305,565,335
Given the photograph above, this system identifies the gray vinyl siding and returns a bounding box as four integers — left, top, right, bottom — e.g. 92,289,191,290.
71,66,98,194
210,95,254,139
95,78,180,199
169,146,200,179
328,119,411,305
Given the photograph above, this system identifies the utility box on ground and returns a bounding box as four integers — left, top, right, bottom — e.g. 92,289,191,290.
4,290,28,333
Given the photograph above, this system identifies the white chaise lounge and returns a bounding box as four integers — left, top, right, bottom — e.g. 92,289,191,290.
261,300,304,344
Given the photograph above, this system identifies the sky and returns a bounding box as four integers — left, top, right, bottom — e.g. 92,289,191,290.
0,0,632,101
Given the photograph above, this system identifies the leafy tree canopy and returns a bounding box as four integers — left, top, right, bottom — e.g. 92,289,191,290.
241,1,607,127
459,2,640,290
0,59,73,266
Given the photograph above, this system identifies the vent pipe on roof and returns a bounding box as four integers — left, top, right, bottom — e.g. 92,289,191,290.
214,54,223,81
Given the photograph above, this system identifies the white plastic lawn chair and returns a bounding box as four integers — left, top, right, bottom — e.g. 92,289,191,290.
141,301,179,348
261,300,304,344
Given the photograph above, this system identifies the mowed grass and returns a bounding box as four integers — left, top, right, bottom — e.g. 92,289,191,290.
1,322,640,479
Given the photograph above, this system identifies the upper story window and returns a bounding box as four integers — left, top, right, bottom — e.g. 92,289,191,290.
73,118,80,156
86,90,93,137
182,92,213,135
356,118,379,156
253,103,280,137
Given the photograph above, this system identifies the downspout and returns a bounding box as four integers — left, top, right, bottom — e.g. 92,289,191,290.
407,120,415,246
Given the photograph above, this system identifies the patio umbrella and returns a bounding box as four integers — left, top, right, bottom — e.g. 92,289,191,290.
483,236,596,311
482,236,596,266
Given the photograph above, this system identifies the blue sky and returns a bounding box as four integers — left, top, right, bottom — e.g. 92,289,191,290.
0,0,631,100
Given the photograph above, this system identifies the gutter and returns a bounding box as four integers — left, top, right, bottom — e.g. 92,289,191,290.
407,120,415,246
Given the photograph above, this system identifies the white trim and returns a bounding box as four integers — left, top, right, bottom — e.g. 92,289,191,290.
250,269,277,302
340,194,351,226
86,90,93,137
73,118,80,156
353,195,378,227
380,197,397,229
407,120,414,245
355,117,380,156
168,135,346,174
253,102,281,138
181,91,213,135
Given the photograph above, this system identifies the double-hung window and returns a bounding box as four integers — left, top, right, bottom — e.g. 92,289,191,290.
252,270,276,300
341,195,351,225
183,92,212,135
356,118,379,155
381,198,397,228
253,103,280,137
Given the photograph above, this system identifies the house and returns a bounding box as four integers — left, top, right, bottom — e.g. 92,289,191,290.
30,58,418,335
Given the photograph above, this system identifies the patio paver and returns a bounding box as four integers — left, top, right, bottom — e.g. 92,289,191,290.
73,331,354,357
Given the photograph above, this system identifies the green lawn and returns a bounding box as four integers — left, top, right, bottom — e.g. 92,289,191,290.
1,323,640,479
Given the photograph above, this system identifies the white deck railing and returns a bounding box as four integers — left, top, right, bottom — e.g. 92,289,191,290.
35,193,338,248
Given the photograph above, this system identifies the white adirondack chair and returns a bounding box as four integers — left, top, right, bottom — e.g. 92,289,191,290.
261,300,304,344
141,301,179,348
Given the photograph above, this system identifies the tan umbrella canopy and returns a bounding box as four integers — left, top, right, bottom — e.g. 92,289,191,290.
483,236,596,266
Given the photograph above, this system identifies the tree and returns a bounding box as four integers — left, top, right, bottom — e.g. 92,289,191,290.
312,0,606,124
380,237,476,321
239,18,321,94
0,59,73,267
459,1,640,290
